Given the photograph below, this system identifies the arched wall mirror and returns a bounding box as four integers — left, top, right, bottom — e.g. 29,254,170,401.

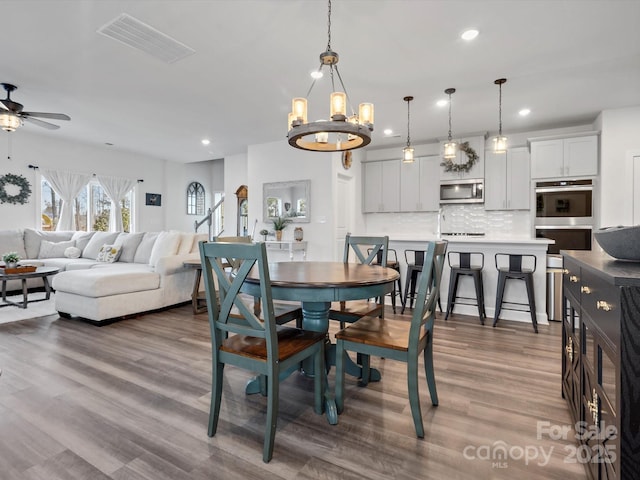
236,184,248,236
187,181,205,215
263,180,310,223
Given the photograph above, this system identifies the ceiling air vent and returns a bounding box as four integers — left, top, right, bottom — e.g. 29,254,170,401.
97,13,195,64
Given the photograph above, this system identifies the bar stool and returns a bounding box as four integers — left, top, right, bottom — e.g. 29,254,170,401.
368,248,403,313
402,248,444,314
445,251,486,324
493,253,538,333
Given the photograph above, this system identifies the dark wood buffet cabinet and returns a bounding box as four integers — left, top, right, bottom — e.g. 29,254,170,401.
561,250,640,480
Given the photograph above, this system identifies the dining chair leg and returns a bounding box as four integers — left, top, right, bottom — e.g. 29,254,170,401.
263,372,279,463
335,341,346,415
208,362,224,437
358,353,370,387
407,356,425,438
423,336,439,407
314,347,324,415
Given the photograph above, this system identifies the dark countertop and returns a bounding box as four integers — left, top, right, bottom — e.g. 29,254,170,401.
561,249,640,287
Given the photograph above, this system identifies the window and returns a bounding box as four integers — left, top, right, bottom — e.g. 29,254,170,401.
40,178,134,232
187,181,205,215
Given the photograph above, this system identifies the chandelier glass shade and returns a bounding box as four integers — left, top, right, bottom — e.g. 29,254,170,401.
443,87,457,159
287,0,373,152
402,96,414,164
493,78,507,153
0,111,22,132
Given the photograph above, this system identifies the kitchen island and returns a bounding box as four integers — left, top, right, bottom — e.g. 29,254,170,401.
386,235,554,325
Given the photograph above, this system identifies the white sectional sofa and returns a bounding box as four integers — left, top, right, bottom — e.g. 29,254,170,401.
0,228,207,324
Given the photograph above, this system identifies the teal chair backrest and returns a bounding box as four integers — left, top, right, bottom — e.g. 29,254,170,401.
410,241,447,339
343,234,389,267
199,241,278,360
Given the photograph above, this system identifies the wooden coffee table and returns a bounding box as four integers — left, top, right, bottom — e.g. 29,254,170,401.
0,266,60,309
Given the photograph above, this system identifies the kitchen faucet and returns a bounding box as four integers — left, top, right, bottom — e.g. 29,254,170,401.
437,207,445,238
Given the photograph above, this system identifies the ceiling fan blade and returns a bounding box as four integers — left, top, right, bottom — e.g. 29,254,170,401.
22,111,70,121
0,99,10,111
23,116,60,130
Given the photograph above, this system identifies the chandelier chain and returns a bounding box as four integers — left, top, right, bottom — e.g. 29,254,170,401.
327,0,332,51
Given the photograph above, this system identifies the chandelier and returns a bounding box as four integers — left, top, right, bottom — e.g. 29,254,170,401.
287,0,374,152
443,88,457,159
402,96,414,163
0,111,22,132
493,78,507,153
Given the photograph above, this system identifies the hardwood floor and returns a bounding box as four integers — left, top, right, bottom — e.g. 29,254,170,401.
0,305,586,479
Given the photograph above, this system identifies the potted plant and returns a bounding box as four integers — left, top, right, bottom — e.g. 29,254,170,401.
2,251,21,269
259,229,269,241
272,216,291,241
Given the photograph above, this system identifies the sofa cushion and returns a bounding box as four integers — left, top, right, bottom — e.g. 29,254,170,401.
177,232,196,255
133,232,159,264
191,233,209,254
24,228,75,259
38,239,76,259
149,231,181,266
96,244,122,263
53,269,160,297
0,230,27,260
114,232,145,263
82,232,120,259
71,231,95,254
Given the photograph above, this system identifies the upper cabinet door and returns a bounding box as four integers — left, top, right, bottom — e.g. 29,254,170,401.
439,135,485,181
400,156,439,212
362,161,383,213
507,147,531,210
380,160,401,212
484,151,507,210
531,139,563,179
564,135,598,177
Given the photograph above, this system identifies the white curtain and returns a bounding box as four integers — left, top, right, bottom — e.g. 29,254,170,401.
40,169,91,231
96,175,137,232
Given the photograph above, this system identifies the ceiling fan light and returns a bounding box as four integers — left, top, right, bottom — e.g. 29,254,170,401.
444,141,457,159
0,111,22,132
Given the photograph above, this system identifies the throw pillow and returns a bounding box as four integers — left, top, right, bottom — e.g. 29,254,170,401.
177,232,195,255
148,231,181,266
38,239,76,259
114,232,145,263
133,232,160,264
82,232,121,259
96,244,122,263
64,246,82,259
71,231,95,254
24,228,75,259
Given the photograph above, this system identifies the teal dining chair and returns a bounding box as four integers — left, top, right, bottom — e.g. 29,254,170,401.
329,234,389,327
199,240,326,463
334,240,447,438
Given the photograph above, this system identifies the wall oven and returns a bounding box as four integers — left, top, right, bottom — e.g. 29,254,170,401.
535,179,593,254
440,179,484,204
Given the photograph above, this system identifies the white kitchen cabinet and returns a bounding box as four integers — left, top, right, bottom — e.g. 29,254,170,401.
530,134,598,179
400,156,439,212
362,160,400,213
484,147,530,210
439,135,485,181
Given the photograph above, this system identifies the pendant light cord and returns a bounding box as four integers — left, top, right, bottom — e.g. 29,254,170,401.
448,93,453,142
406,98,411,148
498,82,503,136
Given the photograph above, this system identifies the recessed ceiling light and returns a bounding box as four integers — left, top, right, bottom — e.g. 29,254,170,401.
310,71,323,79
201,139,211,145
519,108,531,117
436,99,448,107
461,29,479,41
383,129,393,136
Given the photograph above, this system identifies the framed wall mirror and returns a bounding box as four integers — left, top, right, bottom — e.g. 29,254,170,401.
187,181,205,215
263,180,310,223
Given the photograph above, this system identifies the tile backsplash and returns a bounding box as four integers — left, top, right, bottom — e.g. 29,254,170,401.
365,205,533,238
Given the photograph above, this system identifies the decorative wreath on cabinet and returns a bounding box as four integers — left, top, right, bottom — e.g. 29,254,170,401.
0,173,32,205
440,141,479,173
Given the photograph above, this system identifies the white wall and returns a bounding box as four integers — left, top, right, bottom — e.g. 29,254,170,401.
223,152,248,238
0,129,209,233
247,140,334,261
596,106,640,226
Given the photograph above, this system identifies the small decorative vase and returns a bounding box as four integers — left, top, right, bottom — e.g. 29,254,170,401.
294,227,304,242
275,230,283,241
6,261,17,269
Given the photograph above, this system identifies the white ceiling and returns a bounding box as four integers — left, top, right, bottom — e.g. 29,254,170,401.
2,0,640,164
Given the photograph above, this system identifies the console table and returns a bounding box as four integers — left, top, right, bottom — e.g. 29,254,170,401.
264,240,307,261
561,249,640,480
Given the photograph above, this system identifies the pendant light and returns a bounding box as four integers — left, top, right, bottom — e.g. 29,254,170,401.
443,88,457,159
402,96,414,163
493,78,507,153
287,0,374,152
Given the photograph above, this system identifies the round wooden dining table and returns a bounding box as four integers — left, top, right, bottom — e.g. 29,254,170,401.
242,261,399,424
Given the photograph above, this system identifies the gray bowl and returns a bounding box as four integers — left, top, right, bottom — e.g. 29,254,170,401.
594,225,640,261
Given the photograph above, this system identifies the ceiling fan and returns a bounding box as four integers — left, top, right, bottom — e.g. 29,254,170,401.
0,83,70,132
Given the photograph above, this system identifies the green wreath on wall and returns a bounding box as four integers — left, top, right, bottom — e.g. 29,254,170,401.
440,141,479,173
0,173,32,205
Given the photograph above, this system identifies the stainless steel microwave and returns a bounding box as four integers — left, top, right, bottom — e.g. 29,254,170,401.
439,179,484,204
